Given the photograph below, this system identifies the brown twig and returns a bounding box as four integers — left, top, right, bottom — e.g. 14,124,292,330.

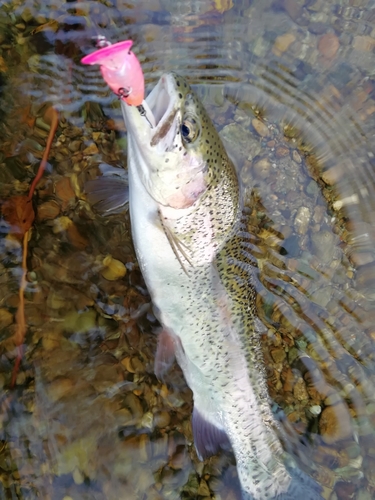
10,229,29,387
28,109,59,199
10,108,59,386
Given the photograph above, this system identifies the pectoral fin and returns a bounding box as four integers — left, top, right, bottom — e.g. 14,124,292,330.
192,407,232,460
158,209,193,276
84,166,129,215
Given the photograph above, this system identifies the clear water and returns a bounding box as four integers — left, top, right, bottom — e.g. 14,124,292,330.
1,0,375,499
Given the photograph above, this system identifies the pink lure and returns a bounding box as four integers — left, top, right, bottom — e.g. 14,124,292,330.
81,40,144,106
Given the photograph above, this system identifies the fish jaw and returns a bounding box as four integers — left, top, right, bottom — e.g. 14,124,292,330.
121,73,208,210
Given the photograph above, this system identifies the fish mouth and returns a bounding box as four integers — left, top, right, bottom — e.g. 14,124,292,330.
146,74,179,145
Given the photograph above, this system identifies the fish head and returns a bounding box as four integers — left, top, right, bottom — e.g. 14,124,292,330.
123,72,225,210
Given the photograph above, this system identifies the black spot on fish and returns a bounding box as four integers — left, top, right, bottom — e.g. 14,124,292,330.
176,80,180,87
178,93,182,99
165,158,169,163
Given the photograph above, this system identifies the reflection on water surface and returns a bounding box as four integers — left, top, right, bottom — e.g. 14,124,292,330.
1,0,375,498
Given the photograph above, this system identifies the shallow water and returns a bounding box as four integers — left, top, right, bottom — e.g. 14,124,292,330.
1,0,375,499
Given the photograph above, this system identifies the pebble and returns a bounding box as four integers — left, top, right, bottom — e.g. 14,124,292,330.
322,165,343,186
121,355,144,373
83,143,99,155
46,377,74,403
220,122,261,162
153,411,171,429
275,146,290,158
73,467,85,485
294,207,311,235
20,7,33,22
55,177,75,207
318,33,340,59
282,0,303,22
292,150,302,163
270,346,286,364
352,35,375,52
37,200,60,221
197,479,211,496
251,118,270,138
66,222,89,249
0,308,13,329
272,33,296,56
68,140,82,153
293,377,309,401
253,157,271,179
334,481,356,500
319,403,353,444
350,252,374,267
124,393,143,419
310,230,335,264
310,405,322,415
169,447,188,470
309,22,328,35
52,216,73,233
42,331,61,351
101,255,127,281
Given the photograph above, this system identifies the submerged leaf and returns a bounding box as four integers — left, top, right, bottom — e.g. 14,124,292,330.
213,0,234,14
1,195,35,240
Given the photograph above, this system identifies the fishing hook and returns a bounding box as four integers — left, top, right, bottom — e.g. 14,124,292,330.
136,104,154,129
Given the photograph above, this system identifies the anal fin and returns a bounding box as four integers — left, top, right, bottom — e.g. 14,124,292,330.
154,329,176,381
192,407,232,460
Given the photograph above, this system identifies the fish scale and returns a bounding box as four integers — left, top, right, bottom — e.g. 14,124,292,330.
122,72,323,499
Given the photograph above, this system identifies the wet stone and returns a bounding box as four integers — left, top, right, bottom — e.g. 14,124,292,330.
220,123,261,163
294,207,311,235
319,403,353,444
293,377,309,401
197,479,211,496
272,32,296,56
270,346,286,364
352,35,375,52
321,165,343,186
253,157,271,179
46,377,74,403
83,143,99,155
310,285,334,308
275,145,290,158
334,480,357,500
309,22,328,35
292,150,302,163
101,255,127,281
318,33,340,59
0,308,13,329
281,0,303,22
251,118,270,138
310,230,335,264
37,200,60,221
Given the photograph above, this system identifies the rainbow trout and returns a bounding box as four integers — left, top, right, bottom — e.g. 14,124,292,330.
121,73,322,500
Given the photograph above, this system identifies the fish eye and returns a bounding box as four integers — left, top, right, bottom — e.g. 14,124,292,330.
181,115,199,144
